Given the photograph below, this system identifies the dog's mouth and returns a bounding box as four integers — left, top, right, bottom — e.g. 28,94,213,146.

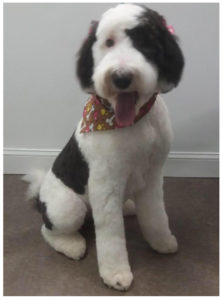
115,92,138,127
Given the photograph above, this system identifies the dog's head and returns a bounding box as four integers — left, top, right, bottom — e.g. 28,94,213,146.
77,4,184,126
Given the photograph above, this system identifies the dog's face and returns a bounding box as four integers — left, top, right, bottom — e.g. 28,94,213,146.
77,4,184,126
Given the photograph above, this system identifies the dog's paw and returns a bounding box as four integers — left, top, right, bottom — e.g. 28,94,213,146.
41,226,86,260
150,233,178,254
100,269,133,291
58,233,86,260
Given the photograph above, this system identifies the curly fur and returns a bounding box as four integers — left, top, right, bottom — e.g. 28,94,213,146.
24,4,184,291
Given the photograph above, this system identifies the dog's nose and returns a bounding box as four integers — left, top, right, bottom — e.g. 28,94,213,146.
112,72,133,90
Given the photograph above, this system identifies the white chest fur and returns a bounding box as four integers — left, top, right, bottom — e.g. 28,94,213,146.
76,95,173,200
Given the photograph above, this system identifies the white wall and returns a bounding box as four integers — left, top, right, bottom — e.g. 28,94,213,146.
4,3,219,176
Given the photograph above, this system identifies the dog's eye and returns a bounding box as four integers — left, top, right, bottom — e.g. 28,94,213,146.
105,38,115,48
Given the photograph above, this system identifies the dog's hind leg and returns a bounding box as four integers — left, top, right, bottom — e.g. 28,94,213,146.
39,170,88,260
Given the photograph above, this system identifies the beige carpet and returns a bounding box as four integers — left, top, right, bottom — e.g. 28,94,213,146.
4,175,219,296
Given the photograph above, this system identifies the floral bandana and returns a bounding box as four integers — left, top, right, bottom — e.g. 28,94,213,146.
80,93,158,133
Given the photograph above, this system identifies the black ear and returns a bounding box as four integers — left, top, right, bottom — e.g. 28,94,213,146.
76,21,98,91
126,7,184,93
157,21,185,93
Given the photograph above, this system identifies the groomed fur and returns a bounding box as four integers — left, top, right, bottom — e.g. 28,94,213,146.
126,6,184,92
22,169,46,200
76,21,98,91
24,4,184,292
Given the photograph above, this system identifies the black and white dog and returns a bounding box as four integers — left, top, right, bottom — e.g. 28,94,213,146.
24,4,184,291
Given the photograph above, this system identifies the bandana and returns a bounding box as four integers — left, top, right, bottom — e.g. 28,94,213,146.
80,93,158,133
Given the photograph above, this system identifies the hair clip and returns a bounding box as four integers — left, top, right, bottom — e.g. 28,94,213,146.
162,17,175,35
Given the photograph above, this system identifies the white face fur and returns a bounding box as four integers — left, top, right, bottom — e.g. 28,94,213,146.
77,4,184,127
92,4,159,118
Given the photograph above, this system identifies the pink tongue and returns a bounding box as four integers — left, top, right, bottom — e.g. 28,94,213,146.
115,92,137,127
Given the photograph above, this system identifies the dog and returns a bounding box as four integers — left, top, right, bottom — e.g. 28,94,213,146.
23,4,184,291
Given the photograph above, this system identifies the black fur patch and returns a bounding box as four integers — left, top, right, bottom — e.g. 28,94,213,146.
76,21,98,89
52,133,89,195
35,197,53,230
126,7,184,88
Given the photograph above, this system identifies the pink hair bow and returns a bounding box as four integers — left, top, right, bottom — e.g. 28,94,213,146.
162,18,175,35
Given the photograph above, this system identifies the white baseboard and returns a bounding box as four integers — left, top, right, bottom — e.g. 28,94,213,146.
4,148,219,177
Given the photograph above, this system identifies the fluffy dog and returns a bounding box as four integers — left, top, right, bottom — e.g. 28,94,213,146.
24,4,184,291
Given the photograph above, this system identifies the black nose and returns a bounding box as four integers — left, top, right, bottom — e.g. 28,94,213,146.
112,72,133,89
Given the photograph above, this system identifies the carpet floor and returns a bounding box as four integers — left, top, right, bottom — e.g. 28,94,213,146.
4,175,219,296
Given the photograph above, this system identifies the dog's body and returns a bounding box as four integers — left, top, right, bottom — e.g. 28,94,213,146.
24,4,184,290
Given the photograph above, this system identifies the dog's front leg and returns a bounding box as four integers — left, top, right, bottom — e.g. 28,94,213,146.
89,177,133,291
135,165,178,254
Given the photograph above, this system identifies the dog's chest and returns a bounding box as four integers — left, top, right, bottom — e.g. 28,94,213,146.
76,97,171,198
124,133,157,196
78,114,159,188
